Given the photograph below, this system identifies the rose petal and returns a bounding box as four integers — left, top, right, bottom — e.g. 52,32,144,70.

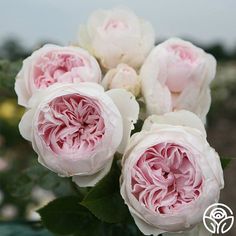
143,110,206,138
19,109,35,141
72,158,113,187
131,212,165,236
106,89,139,153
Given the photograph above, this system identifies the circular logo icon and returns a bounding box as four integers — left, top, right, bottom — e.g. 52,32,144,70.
203,203,234,234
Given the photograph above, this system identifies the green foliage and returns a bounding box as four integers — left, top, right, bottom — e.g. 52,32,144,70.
38,196,101,235
38,196,143,236
0,38,30,61
37,160,145,236
81,160,130,224
221,157,232,169
131,119,144,135
0,60,22,98
0,118,22,147
8,163,76,200
208,79,236,125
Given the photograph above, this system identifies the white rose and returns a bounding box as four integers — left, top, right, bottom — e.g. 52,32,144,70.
120,110,224,235
102,63,140,96
19,82,139,187
78,7,155,70
140,38,216,122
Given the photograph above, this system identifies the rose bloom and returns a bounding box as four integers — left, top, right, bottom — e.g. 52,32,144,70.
140,38,216,122
78,7,155,70
120,110,224,235
102,63,140,96
19,83,139,187
15,44,101,107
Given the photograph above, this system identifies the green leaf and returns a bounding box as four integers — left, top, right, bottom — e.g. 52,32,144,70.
8,163,78,199
8,173,34,198
8,165,54,199
81,160,129,223
38,196,100,235
0,59,22,98
220,157,232,169
131,119,144,135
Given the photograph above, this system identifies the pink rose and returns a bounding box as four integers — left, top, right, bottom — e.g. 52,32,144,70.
19,83,139,187
15,44,101,107
120,110,224,235
141,38,216,122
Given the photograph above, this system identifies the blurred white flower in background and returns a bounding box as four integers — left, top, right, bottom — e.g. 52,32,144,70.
26,187,55,221
0,204,18,220
0,158,9,172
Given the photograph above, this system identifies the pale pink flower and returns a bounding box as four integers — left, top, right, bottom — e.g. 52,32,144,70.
19,83,139,186
120,110,223,235
141,38,216,122
15,44,101,107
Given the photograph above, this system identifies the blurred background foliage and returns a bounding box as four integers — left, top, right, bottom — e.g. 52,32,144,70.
0,38,235,235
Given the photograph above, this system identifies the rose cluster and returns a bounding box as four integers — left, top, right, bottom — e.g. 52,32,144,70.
15,7,223,236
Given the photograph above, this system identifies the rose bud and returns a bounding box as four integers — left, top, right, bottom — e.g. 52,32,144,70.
19,83,139,187
140,38,216,122
78,7,155,70
15,44,101,108
102,63,140,96
120,110,224,235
